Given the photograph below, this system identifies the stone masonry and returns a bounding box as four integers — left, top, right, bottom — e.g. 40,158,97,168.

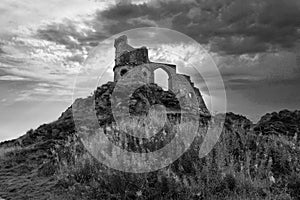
113,35,210,117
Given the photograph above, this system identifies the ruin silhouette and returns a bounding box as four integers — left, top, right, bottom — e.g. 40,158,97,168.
113,35,210,117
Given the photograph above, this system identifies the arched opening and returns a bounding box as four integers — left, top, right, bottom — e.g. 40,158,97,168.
120,68,128,76
154,68,169,90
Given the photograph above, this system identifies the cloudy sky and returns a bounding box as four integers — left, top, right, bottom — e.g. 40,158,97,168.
0,0,300,141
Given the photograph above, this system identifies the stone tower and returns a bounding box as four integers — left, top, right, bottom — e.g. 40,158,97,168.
113,35,210,117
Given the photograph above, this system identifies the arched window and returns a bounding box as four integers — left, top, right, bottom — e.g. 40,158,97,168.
154,68,169,90
120,68,128,76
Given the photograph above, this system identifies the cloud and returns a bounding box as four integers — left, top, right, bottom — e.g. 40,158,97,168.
0,75,31,81
36,18,104,51
0,46,5,54
0,33,85,80
219,51,300,85
0,0,299,126
0,0,105,35
98,0,191,33
0,0,112,106
0,28,88,105
92,0,300,55
11,81,73,103
35,0,192,51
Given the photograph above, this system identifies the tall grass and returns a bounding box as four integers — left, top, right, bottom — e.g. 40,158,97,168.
53,115,299,199
0,146,21,158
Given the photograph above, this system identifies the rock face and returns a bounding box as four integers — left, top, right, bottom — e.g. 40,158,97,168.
0,83,299,199
94,82,182,122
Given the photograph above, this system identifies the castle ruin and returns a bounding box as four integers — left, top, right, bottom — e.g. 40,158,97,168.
113,35,210,117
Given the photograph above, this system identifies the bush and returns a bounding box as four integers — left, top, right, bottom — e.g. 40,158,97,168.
287,173,300,199
223,174,237,191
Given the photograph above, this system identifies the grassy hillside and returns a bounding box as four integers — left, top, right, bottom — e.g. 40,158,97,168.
0,82,299,199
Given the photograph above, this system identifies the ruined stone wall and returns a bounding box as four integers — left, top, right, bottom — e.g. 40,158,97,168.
115,48,149,68
114,35,134,61
113,35,210,116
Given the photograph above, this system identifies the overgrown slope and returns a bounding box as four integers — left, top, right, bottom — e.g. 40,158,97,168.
0,82,299,200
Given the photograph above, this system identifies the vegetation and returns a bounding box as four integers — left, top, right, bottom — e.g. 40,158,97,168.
0,83,299,199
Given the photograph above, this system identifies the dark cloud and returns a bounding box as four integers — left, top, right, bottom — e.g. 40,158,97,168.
37,22,81,49
99,0,193,34
36,19,107,51
210,37,268,55
66,54,85,63
100,0,193,22
97,0,300,55
101,3,154,20
35,1,193,50
35,0,300,55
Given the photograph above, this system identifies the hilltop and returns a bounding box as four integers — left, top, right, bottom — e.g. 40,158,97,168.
0,82,299,200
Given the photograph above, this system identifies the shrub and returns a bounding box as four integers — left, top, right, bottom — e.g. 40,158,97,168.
287,173,300,199
223,174,237,191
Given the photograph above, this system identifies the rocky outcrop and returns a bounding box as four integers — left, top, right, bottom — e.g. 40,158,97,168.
254,110,300,139
0,83,299,199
